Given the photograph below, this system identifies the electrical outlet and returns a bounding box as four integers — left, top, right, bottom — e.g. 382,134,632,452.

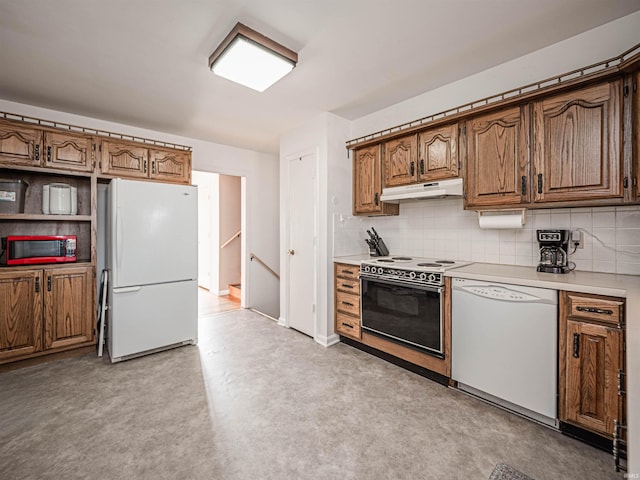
571,230,583,249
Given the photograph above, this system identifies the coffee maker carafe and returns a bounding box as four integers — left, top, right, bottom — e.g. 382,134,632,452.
536,229,570,273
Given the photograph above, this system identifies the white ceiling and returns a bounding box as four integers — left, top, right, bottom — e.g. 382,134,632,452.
0,1,639,153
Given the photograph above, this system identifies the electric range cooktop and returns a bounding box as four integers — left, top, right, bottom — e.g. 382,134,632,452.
361,256,472,272
360,256,472,287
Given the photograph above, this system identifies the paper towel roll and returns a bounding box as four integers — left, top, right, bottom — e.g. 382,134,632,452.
478,212,524,229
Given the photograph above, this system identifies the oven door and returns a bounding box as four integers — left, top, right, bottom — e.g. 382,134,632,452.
360,275,443,357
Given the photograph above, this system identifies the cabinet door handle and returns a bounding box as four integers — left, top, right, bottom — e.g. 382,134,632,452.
374,192,379,206
420,159,425,175
35,277,40,293
573,333,580,358
576,306,613,315
152,161,156,174
47,276,52,292
537,173,543,194
521,175,527,196
34,144,40,161
410,161,415,176
341,322,354,329
341,284,354,289
46,146,52,162
341,301,354,307
143,159,147,174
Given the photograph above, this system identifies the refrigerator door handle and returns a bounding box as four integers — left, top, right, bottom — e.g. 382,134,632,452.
116,206,123,272
113,286,142,293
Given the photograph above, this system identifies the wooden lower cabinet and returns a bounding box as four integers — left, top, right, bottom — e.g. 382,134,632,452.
334,263,361,340
0,270,43,362
0,265,94,364
559,291,624,438
44,266,94,350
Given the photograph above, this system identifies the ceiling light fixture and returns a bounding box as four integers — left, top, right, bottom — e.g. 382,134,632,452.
208,22,298,92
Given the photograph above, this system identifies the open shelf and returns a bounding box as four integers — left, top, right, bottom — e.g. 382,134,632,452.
0,214,91,221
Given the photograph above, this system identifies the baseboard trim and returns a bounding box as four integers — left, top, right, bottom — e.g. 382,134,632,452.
249,308,278,322
278,316,288,327
315,333,340,347
217,289,230,296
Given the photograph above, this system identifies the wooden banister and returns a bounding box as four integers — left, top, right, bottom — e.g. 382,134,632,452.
250,253,279,280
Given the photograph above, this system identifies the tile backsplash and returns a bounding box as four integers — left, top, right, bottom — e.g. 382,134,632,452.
333,198,640,275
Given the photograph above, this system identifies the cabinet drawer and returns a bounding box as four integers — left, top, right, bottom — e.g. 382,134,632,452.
336,290,360,317
336,312,361,340
565,292,623,326
336,278,359,295
335,263,359,281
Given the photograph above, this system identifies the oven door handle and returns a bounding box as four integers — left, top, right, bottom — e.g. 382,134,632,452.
361,275,442,294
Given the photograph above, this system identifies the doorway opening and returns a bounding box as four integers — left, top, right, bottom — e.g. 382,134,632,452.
192,170,243,317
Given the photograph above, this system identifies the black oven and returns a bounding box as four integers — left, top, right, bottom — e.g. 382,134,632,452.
360,276,443,357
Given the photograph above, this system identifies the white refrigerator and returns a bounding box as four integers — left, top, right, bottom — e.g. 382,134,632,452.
106,178,198,362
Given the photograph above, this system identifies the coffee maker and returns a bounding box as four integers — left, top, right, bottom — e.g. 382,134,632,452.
536,229,570,273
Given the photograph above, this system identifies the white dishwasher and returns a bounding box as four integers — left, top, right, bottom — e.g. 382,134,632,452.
451,278,558,427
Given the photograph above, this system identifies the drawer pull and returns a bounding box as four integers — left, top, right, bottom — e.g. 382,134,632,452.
576,306,613,315
341,322,354,329
573,333,580,358
341,284,354,289
341,269,354,275
341,301,354,307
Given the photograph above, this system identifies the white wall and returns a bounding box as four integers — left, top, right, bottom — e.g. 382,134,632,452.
0,98,280,317
280,112,350,346
335,201,640,275
351,11,640,139
218,174,241,291
192,170,219,293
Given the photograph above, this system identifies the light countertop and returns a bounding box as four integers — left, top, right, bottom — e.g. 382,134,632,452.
444,262,639,298
332,256,640,472
333,254,371,266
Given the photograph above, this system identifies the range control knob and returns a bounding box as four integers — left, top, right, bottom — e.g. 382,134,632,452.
363,265,370,272
409,272,416,279
428,273,436,282
419,273,427,280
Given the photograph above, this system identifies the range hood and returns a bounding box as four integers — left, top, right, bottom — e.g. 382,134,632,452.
380,178,463,203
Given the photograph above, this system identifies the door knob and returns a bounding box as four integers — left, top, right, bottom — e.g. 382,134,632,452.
287,249,295,256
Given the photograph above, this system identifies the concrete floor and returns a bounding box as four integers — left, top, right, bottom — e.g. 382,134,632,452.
0,309,621,480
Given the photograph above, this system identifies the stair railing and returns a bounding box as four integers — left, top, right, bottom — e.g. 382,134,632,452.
250,253,279,280
221,230,241,249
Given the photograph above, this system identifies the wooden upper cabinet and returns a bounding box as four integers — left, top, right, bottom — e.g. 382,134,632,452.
354,145,382,213
0,270,43,363
43,131,93,172
101,140,149,179
0,122,42,167
383,135,417,187
43,265,94,350
465,105,530,208
533,81,622,203
418,123,458,182
149,148,191,184
353,145,398,216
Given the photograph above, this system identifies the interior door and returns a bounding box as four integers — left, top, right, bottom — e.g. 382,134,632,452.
196,182,212,290
287,154,316,337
